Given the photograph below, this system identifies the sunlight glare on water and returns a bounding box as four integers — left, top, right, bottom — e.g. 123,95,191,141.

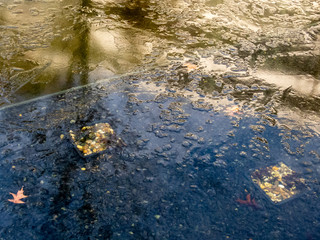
0,0,319,105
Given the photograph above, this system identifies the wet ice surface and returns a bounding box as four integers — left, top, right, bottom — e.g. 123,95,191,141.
1,0,320,239
1,68,320,239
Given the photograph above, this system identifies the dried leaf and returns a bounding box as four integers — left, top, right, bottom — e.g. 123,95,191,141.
8,187,28,204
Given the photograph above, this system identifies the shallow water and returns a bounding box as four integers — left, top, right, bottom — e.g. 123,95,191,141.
1,0,320,239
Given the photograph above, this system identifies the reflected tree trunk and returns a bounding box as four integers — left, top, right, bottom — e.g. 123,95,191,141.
66,0,91,88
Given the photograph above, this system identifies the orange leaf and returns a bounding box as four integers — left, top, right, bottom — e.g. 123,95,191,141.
183,63,198,72
8,187,28,204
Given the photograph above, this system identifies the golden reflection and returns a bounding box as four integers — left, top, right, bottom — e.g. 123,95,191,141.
254,70,320,96
0,0,160,102
0,0,319,110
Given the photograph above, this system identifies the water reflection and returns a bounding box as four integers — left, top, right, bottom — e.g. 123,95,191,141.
0,0,319,141
1,0,320,105
0,0,158,104
66,0,91,88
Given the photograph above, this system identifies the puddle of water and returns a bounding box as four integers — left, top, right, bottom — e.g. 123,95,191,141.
1,67,320,239
1,0,320,239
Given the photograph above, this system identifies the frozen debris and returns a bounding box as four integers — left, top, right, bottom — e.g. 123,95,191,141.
251,162,308,204
69,123,124,157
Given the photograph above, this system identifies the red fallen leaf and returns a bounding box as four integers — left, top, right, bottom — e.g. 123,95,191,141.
8,187,28,204
236,194,260,209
